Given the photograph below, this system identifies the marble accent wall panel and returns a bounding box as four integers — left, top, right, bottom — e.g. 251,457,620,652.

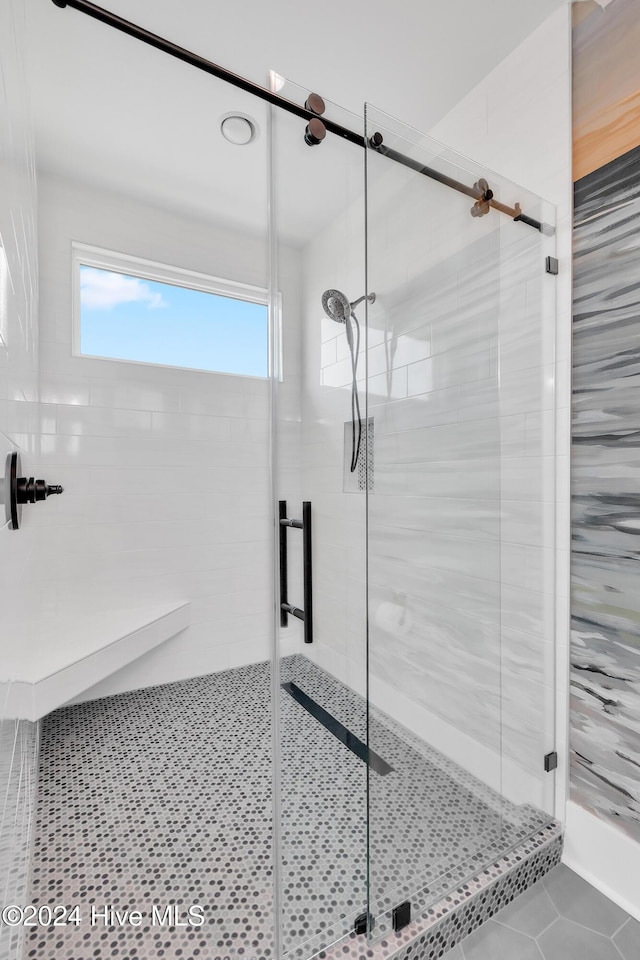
571,143,640,840
570,0,640,844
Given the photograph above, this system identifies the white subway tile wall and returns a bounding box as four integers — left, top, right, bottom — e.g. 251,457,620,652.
0,3,42,959
24,170,305,693
0,709,39,960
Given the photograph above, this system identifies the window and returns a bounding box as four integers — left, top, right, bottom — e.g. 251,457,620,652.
72,243,270,378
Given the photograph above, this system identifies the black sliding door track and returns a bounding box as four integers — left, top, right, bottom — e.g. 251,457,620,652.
51,0,546,232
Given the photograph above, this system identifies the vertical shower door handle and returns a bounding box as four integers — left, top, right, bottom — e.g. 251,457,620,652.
278,500,313,644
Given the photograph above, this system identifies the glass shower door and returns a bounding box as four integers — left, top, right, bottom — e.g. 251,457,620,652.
270,78,370,960
363,104,557,937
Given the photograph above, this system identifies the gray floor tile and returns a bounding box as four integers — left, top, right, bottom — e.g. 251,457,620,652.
494,878,558,938
537,917,622,960
542,864,629,936
613,917,640,960
460,919,542,960
441,945,464,959
27,655,556,960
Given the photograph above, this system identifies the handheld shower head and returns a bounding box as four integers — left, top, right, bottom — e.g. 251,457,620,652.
321,288,375,323
320,287,376,475
322,289,351,324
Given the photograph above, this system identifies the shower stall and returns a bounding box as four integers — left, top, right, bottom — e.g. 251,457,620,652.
0,3,560,960
270,79,559,960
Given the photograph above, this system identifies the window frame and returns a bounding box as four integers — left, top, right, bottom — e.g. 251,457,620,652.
71,241,278,379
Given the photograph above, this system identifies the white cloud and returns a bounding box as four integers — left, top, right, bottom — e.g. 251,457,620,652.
80,268,168,311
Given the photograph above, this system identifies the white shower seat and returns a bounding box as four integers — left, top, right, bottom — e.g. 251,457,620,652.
1,601,190,721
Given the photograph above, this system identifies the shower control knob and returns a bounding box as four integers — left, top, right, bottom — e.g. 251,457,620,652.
1,452,64,530
17,477,64,504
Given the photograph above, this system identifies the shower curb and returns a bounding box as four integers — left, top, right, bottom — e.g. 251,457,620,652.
319,820,563,960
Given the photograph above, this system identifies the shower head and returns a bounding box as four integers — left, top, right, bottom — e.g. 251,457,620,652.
321,288,376,323
320,287,376,476
322,289,350,324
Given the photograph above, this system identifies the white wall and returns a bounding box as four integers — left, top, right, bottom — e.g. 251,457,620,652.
25,0,567,234
297,5,572,816
0,2,41,958
24,173,301,697
290,141,368,701
0,0,39,509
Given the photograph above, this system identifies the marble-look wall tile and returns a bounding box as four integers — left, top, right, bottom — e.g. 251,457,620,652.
345,145,554,798
301,198,555,807
571,143,640,840
298,15,564,823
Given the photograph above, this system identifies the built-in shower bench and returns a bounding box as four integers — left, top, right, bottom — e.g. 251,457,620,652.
2,601,190,721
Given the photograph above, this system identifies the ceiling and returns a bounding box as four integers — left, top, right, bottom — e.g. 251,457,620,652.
25,0,567,245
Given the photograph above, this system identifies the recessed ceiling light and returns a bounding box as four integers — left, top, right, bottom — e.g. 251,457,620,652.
220,114,257,145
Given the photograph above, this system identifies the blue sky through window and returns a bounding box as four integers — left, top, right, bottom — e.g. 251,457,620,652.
79,265,268,377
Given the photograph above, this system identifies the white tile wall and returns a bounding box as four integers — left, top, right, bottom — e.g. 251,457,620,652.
28,173,302,691
292,189,368,697
0,708,38,960
0,3,41,959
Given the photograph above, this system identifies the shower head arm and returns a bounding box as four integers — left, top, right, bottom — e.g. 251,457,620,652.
350,293,376,310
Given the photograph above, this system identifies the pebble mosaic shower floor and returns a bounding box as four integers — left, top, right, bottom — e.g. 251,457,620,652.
26,656,556,960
